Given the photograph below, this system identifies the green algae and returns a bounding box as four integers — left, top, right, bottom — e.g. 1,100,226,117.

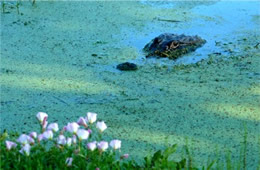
1,1,260,169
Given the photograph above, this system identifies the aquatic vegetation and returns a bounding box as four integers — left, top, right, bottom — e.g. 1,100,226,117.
32,0,36,6
15,1,20,14
1,112,129,169
1,1,6,13
0,112,197,169
1,111,254,169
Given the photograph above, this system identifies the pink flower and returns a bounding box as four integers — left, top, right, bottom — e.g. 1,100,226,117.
72,135,77,144
77,117,88,127
66,122,79,134
42,119,48,129
19,144,31,156
17,134,30,145
96,121,107,133
36,112,48,123
66,138,72,146
87,129,92,134
57,135,66,145
76,129,89,141
42,130,53,140
47,123,59,132
87,141,97,151
65,157,73,166
120,154,129,160
87,112,97,124
5,141,17,150
28,137,35,145
97,141,108,152
110,139,121,150
29,132,37,139
38,134,44,142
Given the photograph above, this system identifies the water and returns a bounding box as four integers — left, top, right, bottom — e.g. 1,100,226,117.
121,1,260,66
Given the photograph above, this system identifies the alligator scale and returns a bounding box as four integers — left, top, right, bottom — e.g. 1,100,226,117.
143,33,206,60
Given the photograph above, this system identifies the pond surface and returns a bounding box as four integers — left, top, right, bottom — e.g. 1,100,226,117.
1,1,259,168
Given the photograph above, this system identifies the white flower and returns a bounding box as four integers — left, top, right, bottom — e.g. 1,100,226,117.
47,123,59,132
36,112,48,123
72,135,77,144
19,144,31,156
76,129,89,141
66,122,79,134
97,141,108,152
42,130,53,140
5,141,17,150
110,139,121,150
65,157,73,166
38,134,44,142
87,112,97,124
96,121,107,133
28,137,35,145
29,132,37,139
42,120,48,129
66,138,72,146
77,117,88,127
57,135,66,145
87,141,97,151
17,134,30,145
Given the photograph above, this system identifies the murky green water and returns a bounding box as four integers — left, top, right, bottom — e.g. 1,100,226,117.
1,1,259,168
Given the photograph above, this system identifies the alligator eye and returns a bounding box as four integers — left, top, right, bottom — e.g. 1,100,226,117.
170,42,179,49
154,38,159,43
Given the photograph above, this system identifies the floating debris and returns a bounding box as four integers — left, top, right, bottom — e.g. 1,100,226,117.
116,62,138,71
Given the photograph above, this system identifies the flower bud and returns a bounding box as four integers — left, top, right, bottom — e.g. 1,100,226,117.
36,112,48,123
77,117,88,128
29,132,37,139
120,154,129,160
66,138,72,146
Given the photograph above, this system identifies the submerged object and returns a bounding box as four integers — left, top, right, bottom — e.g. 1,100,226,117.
143,33,206,60
116,62,138,71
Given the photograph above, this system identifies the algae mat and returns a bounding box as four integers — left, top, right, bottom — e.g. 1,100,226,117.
1,1,260,168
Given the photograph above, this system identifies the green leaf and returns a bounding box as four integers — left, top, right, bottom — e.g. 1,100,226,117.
206,160,216,170
177,158,186,169
151,150,162,164
163,144,177,159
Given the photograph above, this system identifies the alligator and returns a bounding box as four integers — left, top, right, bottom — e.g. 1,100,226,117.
143,33,206,60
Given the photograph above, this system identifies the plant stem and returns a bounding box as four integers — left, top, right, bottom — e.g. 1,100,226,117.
2,2,5,13
16,2,19,14
243,123,248,170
